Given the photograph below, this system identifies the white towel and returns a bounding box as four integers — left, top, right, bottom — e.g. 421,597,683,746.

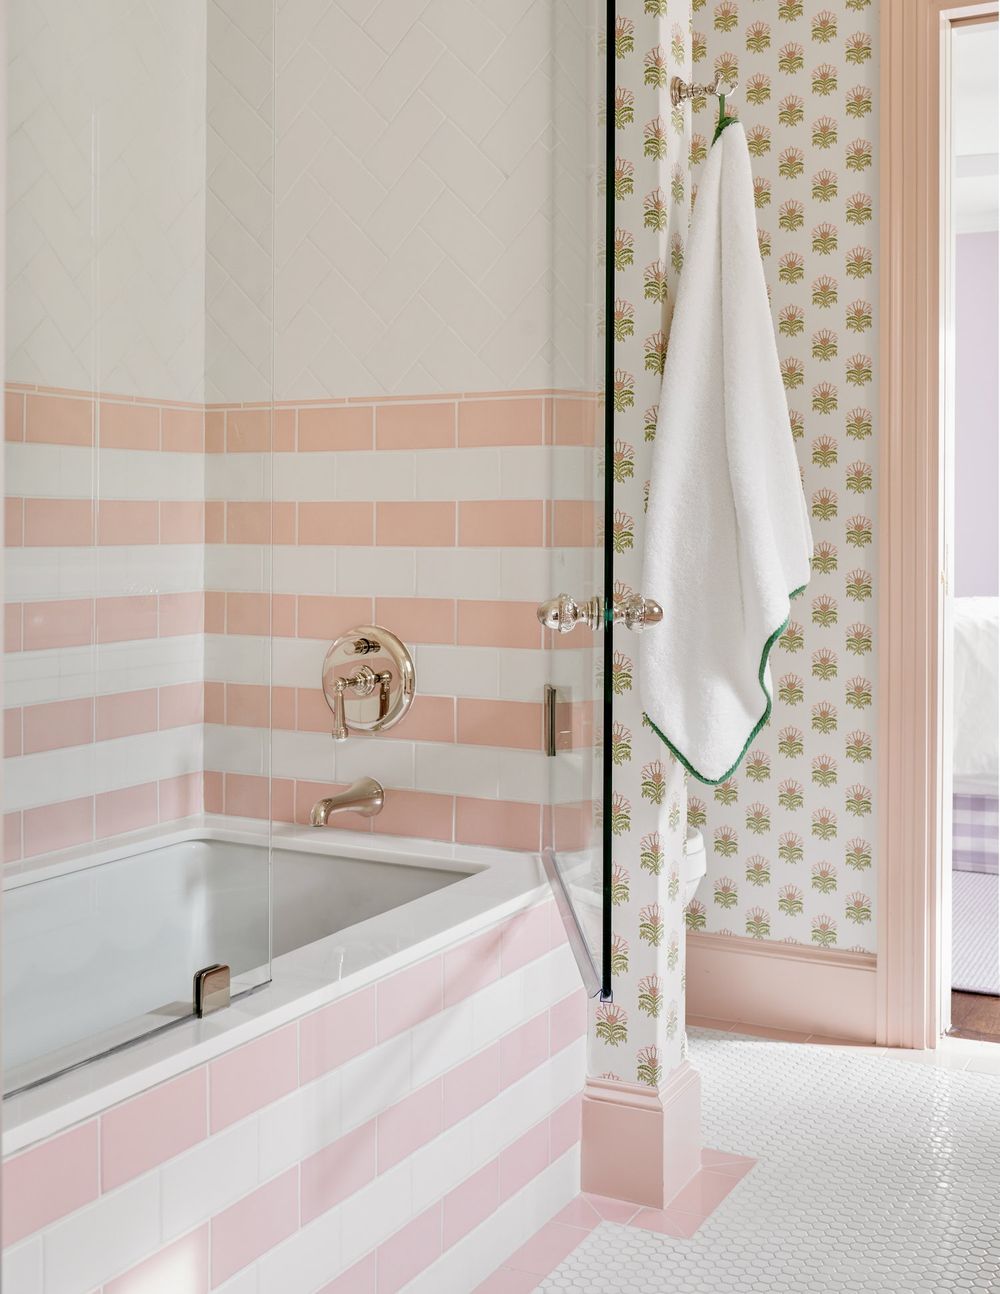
639,122,812,786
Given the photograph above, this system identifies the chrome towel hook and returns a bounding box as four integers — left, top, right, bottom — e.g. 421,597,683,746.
670,71,739,109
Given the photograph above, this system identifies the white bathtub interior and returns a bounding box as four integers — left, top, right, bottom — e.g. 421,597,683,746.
3,828,471,1095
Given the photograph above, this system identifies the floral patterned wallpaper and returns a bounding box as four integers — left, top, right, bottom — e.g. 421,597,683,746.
684,0,879,954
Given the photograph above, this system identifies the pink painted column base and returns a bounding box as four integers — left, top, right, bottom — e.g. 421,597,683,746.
580,1060,702,1208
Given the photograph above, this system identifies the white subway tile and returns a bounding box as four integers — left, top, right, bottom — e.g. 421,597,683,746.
338,1162,413,1269
160,1120,260,1241
257,1068,341,1181
409,1120,476,1214
470,969,528,1051
214,1268,260,1294
497,648,550,702
409,998,476,1089
203,723,269,777
270,546,339,597
269,636,323,687
497,446,552,500
206,453,269,501
5,445,96,499
2,1237,43,1294
332,547,415,597
273,452,337,503
205,634,271,685
496,749,548,803
414,548,501,599
415,645,499,699
42,1174,160,1294
338,1033,413,1133
414,741,500,800
497,549,554,601
337,450,415,501
99,450,205,501
331,737,416,790
205,545,269,593
256,1204,342,1294
414,448,500,500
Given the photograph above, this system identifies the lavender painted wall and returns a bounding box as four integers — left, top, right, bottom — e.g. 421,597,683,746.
955,231,999,597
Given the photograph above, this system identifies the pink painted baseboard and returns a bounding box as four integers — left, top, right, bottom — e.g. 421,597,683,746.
687,933,877,1042
580,1061,702,1209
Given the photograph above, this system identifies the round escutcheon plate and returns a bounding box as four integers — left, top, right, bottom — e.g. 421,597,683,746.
320,625,415,735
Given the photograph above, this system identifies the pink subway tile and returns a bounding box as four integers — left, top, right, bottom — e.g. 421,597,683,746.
227,502,270,545
159,772,204,822
105,1224,209,1294
377,955,443,1041
664,1166,747,1219
376,402,455,449
159,681,204,729
22,598,93,651
5,602,23,652
297,595,374,640
474,1267,540,1293
160,501,205,544
374,789,454,842
390,694,455,743
204,591,226,634
161,407,205,452
298,405,373,451
317,1252,377,1294
499,1013,549,1089
159,591,204,636
443,927,501,1008
551,398,598,446
4,708,22,758
99,402,158,450
223,772,270,819
504,1222,591,1275
226,592,268,636
499,1122,550,1201
204,681,226,725
5,495,23,546
300,1120,376,1225
96,595,157,644
205,500,225,543
205,410,225,453
296,687,335,734
2,1121,99,1246
377,1080,443,1173
23,795,93,857
299,502,374,546
457,603,543,652
210,1168,298,1287
204,771,225,814
272,685,297,730
501,904,553,975
24,498,94,546
376,501,454,547
458,398,544,447
552,1195,601,1230
458,501,543,547
457,699,541,750
274,408,296,451
375,1202,442,1294
22,696,94,754
374,597,455,644
6,390,25,441
101,1068,207,1191
5,811,22,863
549,991,588,1054
300,986,377,1083
550,500,600,548
455,798,542,853
96,783,158,838
442,1043,500,1128
549,1093,583,1161
443,1159,500,1250
97,500,157,546
226,683,269,729
226,408,270,452
272,593,297,637
209,1024,298,1133
26,393,93,446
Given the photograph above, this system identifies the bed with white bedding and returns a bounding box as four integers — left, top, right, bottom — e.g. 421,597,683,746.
951,597,999,995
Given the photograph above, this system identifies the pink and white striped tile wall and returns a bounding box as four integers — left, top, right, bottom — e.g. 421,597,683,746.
4,384,600,862
1,897,587,1294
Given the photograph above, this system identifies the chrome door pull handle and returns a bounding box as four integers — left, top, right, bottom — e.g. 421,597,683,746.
536,593,663,634
614,593,663,632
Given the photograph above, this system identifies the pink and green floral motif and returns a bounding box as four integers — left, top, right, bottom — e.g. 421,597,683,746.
595,1003,629,1046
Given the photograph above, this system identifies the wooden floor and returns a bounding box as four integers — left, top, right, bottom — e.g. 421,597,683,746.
950,991,1000,1042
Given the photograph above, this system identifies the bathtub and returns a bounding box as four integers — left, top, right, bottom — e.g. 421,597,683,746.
2,816,557,1154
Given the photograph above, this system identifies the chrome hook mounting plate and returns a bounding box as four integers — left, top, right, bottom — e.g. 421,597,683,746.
321,625,415,738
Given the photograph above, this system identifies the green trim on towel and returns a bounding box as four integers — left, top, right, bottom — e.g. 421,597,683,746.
643,584,808,787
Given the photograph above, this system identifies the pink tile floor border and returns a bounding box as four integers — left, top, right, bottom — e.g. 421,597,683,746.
476,1149,756,1292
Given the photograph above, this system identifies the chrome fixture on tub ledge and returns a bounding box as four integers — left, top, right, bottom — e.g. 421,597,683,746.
321,625,415,741
536,592,663,634
310,776,385,826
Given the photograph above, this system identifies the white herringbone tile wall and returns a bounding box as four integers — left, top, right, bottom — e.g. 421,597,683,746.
6,0,208,401
270,0,599,402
